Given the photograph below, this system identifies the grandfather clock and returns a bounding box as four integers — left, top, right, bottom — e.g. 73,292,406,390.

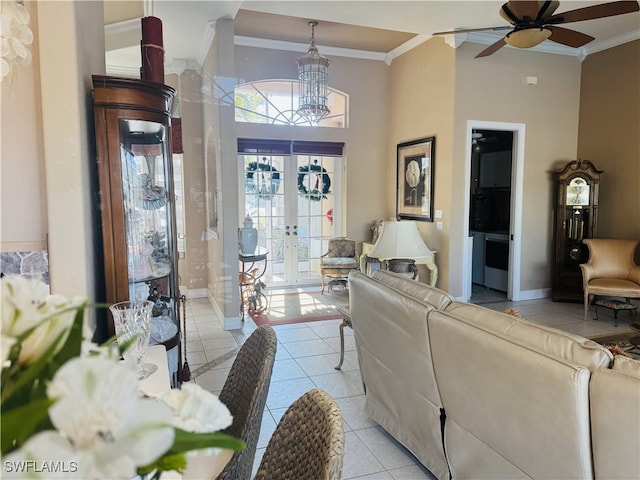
552,159,602,301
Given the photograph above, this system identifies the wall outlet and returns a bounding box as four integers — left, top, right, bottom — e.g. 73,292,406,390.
436,221,443,231
435,210,443,219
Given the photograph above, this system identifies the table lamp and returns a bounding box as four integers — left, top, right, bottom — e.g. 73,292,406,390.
368,219,433,279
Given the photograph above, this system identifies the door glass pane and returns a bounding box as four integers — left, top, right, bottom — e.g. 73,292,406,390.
119,119,173,301
296,155,337,282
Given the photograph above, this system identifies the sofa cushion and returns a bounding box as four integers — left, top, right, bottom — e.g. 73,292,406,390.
444,301,612,370
612,354,640,378
590,357,640,479
372,270,454,310
322,257,358,266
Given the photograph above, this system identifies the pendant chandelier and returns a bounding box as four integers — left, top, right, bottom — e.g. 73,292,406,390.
296,21,330,124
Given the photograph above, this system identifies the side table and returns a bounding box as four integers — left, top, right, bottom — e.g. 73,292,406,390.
334,305,352,370
239,248,268,320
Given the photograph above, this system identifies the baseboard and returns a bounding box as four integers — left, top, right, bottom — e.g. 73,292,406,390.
514,288,551,301
456,287,552,303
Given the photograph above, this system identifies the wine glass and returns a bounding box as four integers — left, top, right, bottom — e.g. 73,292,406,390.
109,300,158,380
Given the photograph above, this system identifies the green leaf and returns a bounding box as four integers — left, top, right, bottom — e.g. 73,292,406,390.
1,398,55,454
49,307,84,366
168,428,245,455
138,453,187,477
0,329,67,408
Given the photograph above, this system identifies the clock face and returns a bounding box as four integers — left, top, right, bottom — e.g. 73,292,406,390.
566,177,590,206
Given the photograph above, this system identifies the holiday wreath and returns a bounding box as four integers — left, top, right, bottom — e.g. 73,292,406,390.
246,159,281,200
297,161,331,201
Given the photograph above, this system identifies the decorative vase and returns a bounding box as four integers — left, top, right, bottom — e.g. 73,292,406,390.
239,215,258,255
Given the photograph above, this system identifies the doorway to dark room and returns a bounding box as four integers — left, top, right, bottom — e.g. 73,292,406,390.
469,129,514,304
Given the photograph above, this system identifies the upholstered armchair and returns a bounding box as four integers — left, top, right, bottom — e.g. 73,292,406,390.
320,237,359,293
580,238,640,321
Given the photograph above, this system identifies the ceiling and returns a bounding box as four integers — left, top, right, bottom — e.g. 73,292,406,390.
105,1,640,74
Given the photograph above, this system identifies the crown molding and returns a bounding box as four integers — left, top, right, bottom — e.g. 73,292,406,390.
446,29,640,61
582,29,640,56
466,32,576,56
385,34,430,65
233,35,387,62
197,20,217,68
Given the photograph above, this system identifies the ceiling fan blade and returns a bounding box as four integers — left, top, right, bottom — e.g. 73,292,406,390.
433,26,512,36
475,37,507,58
548,0,640,24
504,0,541,20
546,26,595,48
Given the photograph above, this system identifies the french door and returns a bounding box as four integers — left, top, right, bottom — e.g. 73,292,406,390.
238,139,344,287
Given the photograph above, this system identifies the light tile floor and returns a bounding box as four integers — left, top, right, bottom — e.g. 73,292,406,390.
182,290,637,480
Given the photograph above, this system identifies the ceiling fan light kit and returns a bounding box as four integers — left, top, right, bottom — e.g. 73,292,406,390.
433,0,640,58
505,28,551,48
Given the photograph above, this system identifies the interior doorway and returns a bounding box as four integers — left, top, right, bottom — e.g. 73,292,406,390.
462,121,525,303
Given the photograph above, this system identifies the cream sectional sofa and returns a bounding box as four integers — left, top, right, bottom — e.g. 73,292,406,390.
348,270,640,480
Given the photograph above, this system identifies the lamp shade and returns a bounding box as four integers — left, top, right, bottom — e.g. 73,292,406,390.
368,220,433,260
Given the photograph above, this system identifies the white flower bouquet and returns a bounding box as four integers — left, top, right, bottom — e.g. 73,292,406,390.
1,275,244,479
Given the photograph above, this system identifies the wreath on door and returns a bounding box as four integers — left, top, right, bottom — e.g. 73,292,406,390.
297,160,331,201
246,158,281,200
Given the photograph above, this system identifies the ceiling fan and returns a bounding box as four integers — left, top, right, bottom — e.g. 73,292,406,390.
433,1,640,58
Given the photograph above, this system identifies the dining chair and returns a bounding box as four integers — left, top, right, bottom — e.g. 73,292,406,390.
216,325,277,480
254,388,345,480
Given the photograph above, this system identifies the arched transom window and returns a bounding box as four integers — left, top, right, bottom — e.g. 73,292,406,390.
235,79,348,128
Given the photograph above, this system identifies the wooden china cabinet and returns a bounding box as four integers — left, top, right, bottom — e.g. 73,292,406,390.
552,159,602,302
92,75,181,383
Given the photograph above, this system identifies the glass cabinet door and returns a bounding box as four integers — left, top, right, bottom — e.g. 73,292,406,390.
120,120,175,292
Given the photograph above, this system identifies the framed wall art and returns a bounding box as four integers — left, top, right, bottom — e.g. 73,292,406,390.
396,136,435,222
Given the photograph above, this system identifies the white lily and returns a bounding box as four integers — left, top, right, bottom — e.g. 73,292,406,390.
1,275,85,364
4,356,175,479
161,382,233,433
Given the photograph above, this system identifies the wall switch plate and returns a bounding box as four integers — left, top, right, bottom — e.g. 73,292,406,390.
436,222,443,230
435,210,443,219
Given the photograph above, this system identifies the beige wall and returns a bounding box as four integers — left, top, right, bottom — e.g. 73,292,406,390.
0,1,46,252
388,38,584,297
451,42,582,296
166,70,210,293
387,38,456,289
577,40,640,240
234,45,390,243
